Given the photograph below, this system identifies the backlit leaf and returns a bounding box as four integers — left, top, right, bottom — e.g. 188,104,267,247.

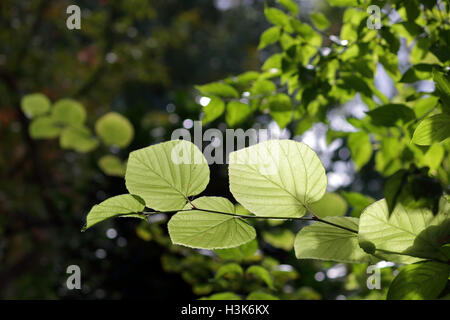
125,140,210,211
229,140,327,218
167,197,256,249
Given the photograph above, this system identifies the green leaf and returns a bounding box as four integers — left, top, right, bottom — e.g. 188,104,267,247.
125,140,209,211
51,99,86,126
262,229,295,251
250,79,276,95
294,217,377,263
347,131,372,170
167,197,256,249
215,263,244,280
83,194,146,231
21,93,51,118
226,101,251,127
367,104,416,127
264,7,290,27
247,292,279,300
229,140,327,218
29,116,62,139
412,113,450,145
258,26,281,50
413,96,439,118
196,82,239,98
420,143,444,171
380,27,400,54
201,96,225,124
98,155,126,177
433,70,450,110
384,169,407,214
267,93,293,129
400,64,434,83
358,198,450,261
215,239,258,261
387,261,449,300
200,292,241,300
341,191,374,217
311,12,330,30
246,265,274,289
309,193,348,217
235,71,260,84
328,0,359,6
95,112,134,148
278,0,298,14
59,125,99,153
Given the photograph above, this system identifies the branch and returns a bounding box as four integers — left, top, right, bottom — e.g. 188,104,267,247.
141,206,359,234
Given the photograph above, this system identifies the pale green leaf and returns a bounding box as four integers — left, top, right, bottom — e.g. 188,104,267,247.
262,229,295,251
267,93,293,129
196,82,239,98
98,155,126,177
21,93,51,118
125,140,210,211
60,125,99,153
294,217,378,263
309,193,348,217
200,292,242,300
215,263,244,280
167,197,256,249
359,198,450,261
341,191,375,217
246,265,274,289
201,96,225,124
247,292,279,300
51,99,86,126
413,96,439,118
229,140,327,218
83,194,146,231
412,113,450,145
29,116,62,139
433,70,450,110
311,12,330,30
420,143,444,171
387,261,449,300
214,239,258,261
264,7,290,27
278,0,298,15
347,131,372,170
226,101,251,127
95,112,134,148
258,26,281,50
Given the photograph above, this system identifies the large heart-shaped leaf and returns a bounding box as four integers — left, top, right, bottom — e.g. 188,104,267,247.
125,140,210,211
358,198,450,261
167,197,256,249
229,140,327,217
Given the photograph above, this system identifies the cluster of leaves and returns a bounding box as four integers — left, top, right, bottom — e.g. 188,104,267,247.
21,93,133,177
0,0,273,299
198,0,450,211
84,139,449,299
16,0,450,300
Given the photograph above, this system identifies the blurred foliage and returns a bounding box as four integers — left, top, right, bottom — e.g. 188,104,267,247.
1,0,449,300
